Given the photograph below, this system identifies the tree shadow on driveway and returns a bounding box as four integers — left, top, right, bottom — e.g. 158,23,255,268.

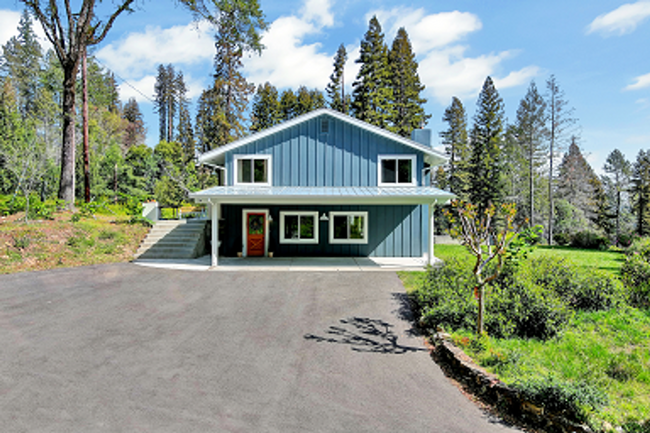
304,317,425,354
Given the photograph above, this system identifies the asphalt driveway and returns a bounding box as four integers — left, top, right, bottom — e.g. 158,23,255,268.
0,264,519,432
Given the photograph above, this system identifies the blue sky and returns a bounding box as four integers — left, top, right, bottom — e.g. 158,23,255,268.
2,0,650,173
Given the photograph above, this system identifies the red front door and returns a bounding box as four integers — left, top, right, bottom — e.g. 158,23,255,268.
247,213,265,257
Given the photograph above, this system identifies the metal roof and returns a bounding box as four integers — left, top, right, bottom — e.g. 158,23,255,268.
190,186,455,205
198,108,447,166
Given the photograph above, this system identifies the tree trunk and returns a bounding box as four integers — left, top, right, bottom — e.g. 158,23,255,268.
477,285,485,335
82,48,91,203
58,65,77,209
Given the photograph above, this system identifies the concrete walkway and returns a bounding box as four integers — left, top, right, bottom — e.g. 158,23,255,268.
134,255,435,272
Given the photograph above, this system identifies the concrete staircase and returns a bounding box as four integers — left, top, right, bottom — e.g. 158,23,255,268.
135,220,207,260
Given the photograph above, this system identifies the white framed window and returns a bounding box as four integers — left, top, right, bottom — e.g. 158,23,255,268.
280,211,319,244
234,154,272,186
329,211,368,244
378,154,417,186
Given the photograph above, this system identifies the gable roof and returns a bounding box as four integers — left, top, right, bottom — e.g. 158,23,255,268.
198,108,447,166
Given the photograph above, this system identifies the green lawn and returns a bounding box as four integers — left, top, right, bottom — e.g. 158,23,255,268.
433,243,625,276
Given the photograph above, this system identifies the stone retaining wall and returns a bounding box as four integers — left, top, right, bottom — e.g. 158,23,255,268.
431,332,594,433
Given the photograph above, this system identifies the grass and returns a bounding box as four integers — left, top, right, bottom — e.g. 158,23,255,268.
0,210,149,274
451,308,650,429
432,243,625,276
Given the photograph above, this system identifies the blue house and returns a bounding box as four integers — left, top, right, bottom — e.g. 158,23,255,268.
189,108,454,267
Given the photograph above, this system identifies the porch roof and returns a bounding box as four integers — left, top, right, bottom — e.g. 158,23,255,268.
189,186,455,205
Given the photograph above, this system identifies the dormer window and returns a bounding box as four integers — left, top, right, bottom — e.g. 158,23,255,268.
234,155,272,186
378,155,416,186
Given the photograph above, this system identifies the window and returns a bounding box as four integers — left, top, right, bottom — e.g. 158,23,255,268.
234,155,271,185
329,211,368,244
280,211,319,244
378,155,416,186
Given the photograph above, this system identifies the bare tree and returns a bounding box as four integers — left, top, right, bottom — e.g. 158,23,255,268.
20,0,136,209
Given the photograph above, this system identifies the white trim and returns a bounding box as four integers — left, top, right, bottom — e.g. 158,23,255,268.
198,108,447,166
211,201,219,267
378,154,417,187
242,209,270,257
279,211,319,244
329,211,368,244
233,154,272,186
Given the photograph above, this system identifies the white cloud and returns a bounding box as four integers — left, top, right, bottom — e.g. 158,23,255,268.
243,2,336,89
117,73,205,104
587,1,650,35
96,20,214,79
0,10,22,47
625,72,650,90
368,8,481,53
0,9,51,51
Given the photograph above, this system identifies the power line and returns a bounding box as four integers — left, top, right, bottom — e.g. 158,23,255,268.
93,57,155,104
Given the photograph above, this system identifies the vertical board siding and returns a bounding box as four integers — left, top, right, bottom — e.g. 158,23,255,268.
223,114,424,187
220,204,427,258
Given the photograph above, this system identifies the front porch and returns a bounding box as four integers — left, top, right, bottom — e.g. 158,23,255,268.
134,255,439,272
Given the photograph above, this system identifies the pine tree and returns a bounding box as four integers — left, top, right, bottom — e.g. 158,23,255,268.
511,81,548,224
440,97,470,200
195,86,226,153
545,75,577,243
603,149,631,243
0,10,43,117
326,44,349,113
556,137,600,225
388,27,429,137
177,104,195,164
351,16,392,128
122,97,145,149
250,82,281,132
280,89,297,121
295,86,325,116
631,150,650,236
468,77,505,212
154,64,178,143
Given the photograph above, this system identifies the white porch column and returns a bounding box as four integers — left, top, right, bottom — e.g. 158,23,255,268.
211,200,219,267
428,201,435,266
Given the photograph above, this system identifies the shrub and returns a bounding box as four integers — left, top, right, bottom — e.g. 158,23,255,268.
571,230,610,250
626,237,650,258
621,254,650,308
514,375,607,423
412,259,476,333
553,232,571,246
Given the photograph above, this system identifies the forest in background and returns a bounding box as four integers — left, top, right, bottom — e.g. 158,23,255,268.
1,4,649,247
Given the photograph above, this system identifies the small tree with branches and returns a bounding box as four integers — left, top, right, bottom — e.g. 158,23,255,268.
444,200,525,335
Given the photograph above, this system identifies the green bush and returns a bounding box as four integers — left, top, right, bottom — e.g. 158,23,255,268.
571,230,610,250
514,375,607,423
621,254,650,308
411,255,625,340
626,237,650,258
553,232,572,246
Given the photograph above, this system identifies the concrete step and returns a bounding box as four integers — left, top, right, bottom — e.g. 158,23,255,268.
144,232,203,241
135,220,207,260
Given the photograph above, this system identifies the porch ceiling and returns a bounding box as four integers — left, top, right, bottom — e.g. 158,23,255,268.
189,186,455,205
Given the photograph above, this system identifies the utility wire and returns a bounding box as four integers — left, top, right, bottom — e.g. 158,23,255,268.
93,57,155,103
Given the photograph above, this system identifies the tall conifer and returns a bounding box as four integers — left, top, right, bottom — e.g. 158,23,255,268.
440,97,470,200
631,150,650,236
468,77,505,212
326,44,349,113
351,16,392,128
388,27,429,137
250,82,281,131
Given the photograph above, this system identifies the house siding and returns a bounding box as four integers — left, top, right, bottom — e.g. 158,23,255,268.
220,204,429,258
224,114,425,187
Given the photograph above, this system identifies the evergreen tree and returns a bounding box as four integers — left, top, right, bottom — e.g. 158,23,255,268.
545,75,577,243
556,137,600,226
468,77,505,212
0,10,43,117
603,149,631,243
122,97,145,149
440,97,470,200
280,89,297,121
631,150,650,236
177,104,195,164
250,82,281,131
326,44,349,113
351,16,392,128
511,81,548,224
295,86,325,116
388,27,429,137
154,64,178,143
195,86,224,153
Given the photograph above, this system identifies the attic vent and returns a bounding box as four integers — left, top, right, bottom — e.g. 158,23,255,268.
321,118,329,134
